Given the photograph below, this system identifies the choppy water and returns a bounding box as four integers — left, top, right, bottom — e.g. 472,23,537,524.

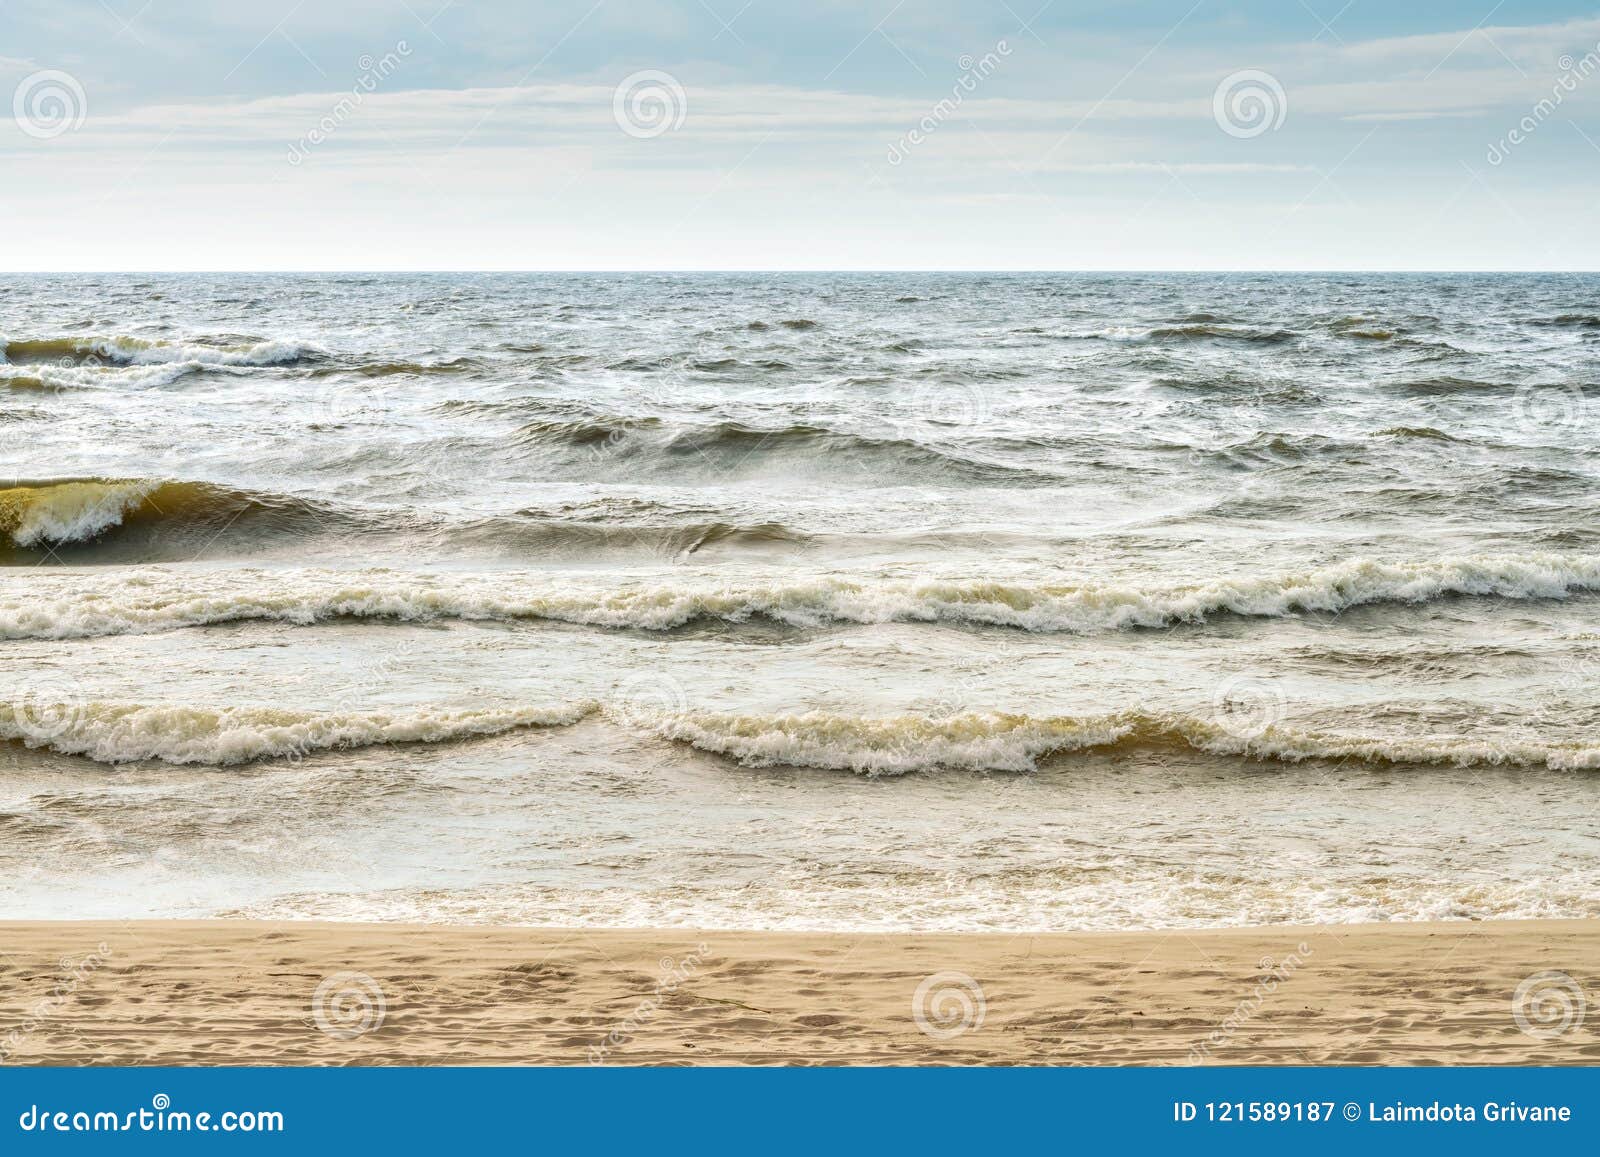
3,272,1599,929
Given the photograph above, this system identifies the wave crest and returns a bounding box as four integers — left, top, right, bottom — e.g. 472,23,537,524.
1146,324,1296,344
2,335,318,367
648,709,1600,774
8,698,1591,772
0,700,595,765
0,479,335,551
8,553,1598,638
508,415,1049,482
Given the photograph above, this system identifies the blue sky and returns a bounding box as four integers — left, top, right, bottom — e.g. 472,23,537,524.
1,1,1597,269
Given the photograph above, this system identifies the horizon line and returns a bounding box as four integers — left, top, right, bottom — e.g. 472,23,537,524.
2,268,1597,276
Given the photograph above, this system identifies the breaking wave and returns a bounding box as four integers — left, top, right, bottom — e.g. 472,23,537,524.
0,479,344,555
0,478,813,564
1146,324,1297,344
0,700,596,766
5,698,1595,773
509,415,1047,481
7,553,1598,639
645,709,1600,774
1,361,220,392
2,335,319,367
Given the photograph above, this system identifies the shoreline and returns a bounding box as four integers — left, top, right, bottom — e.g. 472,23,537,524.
2,919,1595,1065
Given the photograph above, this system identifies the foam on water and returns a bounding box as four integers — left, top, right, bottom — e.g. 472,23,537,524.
2,334,317,367
0,699,595,765
5,697,1594,773
6,553,1598,637
5,272,1600,929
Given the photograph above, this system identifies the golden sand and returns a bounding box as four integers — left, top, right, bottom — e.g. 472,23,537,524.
2,920,1595,1065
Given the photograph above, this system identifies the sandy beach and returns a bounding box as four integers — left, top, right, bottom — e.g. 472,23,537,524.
1,920,1593,1066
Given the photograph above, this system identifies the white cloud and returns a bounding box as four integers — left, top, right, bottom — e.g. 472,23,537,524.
1338,16,1600,67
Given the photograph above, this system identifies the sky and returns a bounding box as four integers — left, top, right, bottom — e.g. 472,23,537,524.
1,1,1598,269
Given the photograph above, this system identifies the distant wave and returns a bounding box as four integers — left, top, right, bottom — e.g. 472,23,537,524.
445,515,809,559
2,335,319,367
1146,324,1297,345
1187,426,1470,462
1326,316,1410,341
1388,376,1514,396
310,357,483,378
1529,313,1600,328
512,415,662,447
1373,425,1463,442
5,698,1594,772
1195,432,1353,464
7,553,1598,640
1149,373,1318,402
509,415,1051,482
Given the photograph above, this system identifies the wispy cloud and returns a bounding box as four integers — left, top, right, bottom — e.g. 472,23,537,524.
1,2,1595,269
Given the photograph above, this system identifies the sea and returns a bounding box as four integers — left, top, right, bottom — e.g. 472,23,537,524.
2,271,1597,930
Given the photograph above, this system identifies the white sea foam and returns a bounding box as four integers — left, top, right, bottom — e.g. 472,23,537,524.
0,480,161,547
3,697,1592,772
2,335,316,367
7,553,1600,639
1,361,210,392
229,874,1600,932
644,708,1600,774
0,700,596,765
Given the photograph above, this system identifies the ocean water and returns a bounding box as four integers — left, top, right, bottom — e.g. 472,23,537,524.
3,271,1598,929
